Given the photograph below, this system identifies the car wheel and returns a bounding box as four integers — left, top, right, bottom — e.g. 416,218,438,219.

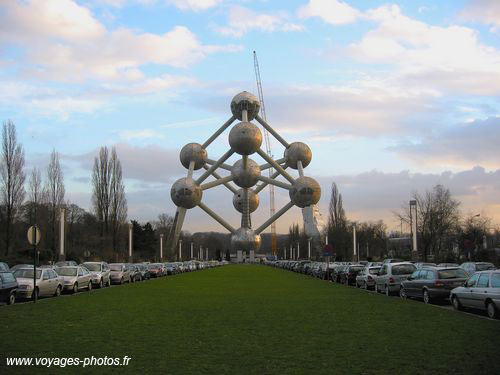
99,279,104,288
487,301,499,319
385,285,390,296
120,277,124,285
88,282,92,291
375,284,379,293
107,278,111,287
8,292,15,305
54,286,61,297
423,289,431,304
73,283,78,294
364,281,369,290
399,287,407,299
452,296,462,311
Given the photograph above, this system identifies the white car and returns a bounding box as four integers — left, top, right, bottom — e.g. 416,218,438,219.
56,266,93,293
14,268,64,300
81,262,111,288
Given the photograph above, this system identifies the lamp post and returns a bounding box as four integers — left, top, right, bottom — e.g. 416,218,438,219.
297,242,300,260
178,239,182,261
353,224,357,262
409,200,418,255
160,234,164,261
128,223,133,262
191,242,194,260
308,238,311,259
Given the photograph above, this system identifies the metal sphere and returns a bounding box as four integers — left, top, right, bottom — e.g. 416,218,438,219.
230,91,260,121
289,176,321,208
170,178,202,209
284,142,312,169
231,227,262,251
231,158,261,188
180,143,207,170
228,122,262,155
232,189,259,213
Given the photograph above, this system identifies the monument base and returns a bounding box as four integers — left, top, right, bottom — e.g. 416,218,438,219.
237,250,243,263
249,250,255,262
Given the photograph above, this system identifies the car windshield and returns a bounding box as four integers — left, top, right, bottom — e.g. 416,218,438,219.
369,267,381,274
14,269,41,279
392,264,416,275
148,264,159,269
491,274,500,288
350,266,365,272
83,263,101,271
476,263,495,271
438,269,468,279
0,272,16,282
110,265,123,271
57,267,77,276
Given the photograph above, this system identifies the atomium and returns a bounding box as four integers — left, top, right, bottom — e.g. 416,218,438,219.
169,91,321,255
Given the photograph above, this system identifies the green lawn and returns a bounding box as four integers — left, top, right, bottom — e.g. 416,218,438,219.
1,265,499,374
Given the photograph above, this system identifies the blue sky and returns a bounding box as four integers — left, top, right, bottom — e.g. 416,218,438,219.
1,0,499,233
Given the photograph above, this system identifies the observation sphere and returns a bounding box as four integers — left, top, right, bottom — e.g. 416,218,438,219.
170,178,202,209
289,176,321,208
180,143,207,170
232,189,259,213
228,122,262,155
231,227,262,251
231,158,261,188
230,91,260,121
284,142,312,169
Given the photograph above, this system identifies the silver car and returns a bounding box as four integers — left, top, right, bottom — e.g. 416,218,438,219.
356,266,381,289
450,270,500,319
82,262,111,288
56,266,93,293
14,268,64,300
375,262,416,296
109,263,132,284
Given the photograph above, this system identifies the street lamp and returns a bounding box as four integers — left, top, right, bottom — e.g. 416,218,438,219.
409,200,417,254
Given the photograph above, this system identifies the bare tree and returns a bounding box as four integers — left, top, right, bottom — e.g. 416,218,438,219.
395,184,460,261
109,148,127,252
92,147,112,236
0,120,26,255
45,149,65,255
27,167,43,224
328,182,346,229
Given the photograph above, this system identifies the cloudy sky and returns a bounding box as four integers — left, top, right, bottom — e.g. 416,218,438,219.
1,0,499,234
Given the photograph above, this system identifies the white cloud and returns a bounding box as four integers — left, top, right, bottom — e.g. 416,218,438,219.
215,6,304,37
167,0,223,11
0,1,240,83
345,5,500,95
298,0,360,25
460,0,500,30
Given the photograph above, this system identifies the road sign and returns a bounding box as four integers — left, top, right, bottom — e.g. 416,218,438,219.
27,226,41,246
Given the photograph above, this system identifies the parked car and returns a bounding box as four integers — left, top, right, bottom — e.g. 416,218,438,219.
15,268,64,299
400,267,469,303
375,262,417,296
414,262,437,269
356,266,381,289
56,266,92,293
55,260,78,267
11,264,33,272
0,262,10,271
127,264,142,282
450,270,500,319
460,262,495,274
109,263,132,284
81,262,111,288
147,263,164,278
437,263,459,268
382,258,404,264
0,271,18,305
340,264,365,286
135,264,150,280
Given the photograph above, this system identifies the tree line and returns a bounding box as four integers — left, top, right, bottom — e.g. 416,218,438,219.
286,182,499,263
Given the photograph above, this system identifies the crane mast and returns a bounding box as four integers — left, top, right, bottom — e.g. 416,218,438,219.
253,51,277,256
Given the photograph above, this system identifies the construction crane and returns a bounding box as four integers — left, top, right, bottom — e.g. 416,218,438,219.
253,51,277,256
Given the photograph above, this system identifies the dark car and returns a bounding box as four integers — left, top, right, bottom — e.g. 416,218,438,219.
331,265,347,283
400,267,469,303
460,262,495,274
340,265,366,286
127,264,142,282
0,271,18,305
136,264,150,280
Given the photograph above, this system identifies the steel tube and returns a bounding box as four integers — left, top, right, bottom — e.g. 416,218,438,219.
255,200,295,234
198,202,236,234
201,116,236,149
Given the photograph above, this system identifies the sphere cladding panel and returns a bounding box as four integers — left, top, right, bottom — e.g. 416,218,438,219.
228,122,262,155
230,91,260,121
233,189,259,213
231,158,261,188
180,143,207,170
284,142,312,169
289,176,321,208
170,177,203,209
231,227,262,251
